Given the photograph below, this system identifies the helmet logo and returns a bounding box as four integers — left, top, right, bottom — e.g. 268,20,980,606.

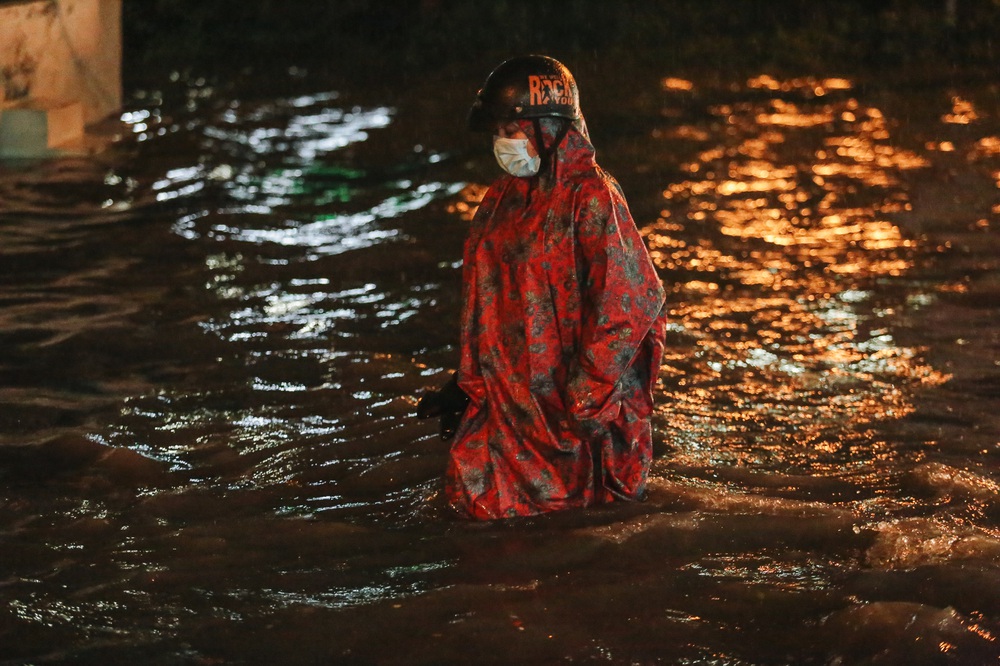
528,74,573,107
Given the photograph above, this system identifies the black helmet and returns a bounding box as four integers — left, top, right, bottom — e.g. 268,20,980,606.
468,55,581,132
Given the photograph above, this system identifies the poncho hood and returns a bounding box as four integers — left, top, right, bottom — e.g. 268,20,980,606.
513,114,595,186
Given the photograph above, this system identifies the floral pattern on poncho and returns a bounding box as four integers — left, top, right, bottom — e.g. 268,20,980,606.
446,116,667,520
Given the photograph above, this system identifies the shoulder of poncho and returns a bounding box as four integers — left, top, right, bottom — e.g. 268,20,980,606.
570,160,619,187
568,165,628,211
483,176,513,201
470,177,511,218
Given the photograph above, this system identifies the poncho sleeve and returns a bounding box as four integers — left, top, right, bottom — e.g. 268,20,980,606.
455,180,505,409
565,177,666,433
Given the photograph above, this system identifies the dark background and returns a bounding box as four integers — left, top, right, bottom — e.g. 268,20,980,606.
122,0,1000,90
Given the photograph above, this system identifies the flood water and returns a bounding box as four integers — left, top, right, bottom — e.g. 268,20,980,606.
2,64,1000,664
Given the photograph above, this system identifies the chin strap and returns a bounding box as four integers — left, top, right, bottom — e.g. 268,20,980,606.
531,118,571,182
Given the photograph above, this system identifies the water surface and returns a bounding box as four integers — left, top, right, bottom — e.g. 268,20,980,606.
1,67,999,664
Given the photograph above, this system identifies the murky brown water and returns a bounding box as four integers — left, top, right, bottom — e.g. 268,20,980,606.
2,66,1000,664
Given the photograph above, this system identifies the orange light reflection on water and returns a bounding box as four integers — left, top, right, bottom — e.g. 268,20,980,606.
447,183,489,221
649,74,949,476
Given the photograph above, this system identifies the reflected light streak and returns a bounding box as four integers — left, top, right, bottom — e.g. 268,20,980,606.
756,101,834,128
681,555,837,590
942,96,980,125
662,77,695,92
205,100,394,165
747,75,854,96
208,181,463,256
973,136,1000,157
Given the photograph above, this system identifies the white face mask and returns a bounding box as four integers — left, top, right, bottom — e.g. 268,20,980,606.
492,136,541,177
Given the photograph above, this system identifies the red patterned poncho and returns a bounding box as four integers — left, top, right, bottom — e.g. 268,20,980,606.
445,116,667,520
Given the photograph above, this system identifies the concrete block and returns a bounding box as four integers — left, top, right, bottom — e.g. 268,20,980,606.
0,99,85,158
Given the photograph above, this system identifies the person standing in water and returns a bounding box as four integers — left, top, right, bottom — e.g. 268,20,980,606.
419,55,667,520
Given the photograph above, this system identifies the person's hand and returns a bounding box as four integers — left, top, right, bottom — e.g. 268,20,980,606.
416,388,445,419
416,373,470,440
439,407,464,441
